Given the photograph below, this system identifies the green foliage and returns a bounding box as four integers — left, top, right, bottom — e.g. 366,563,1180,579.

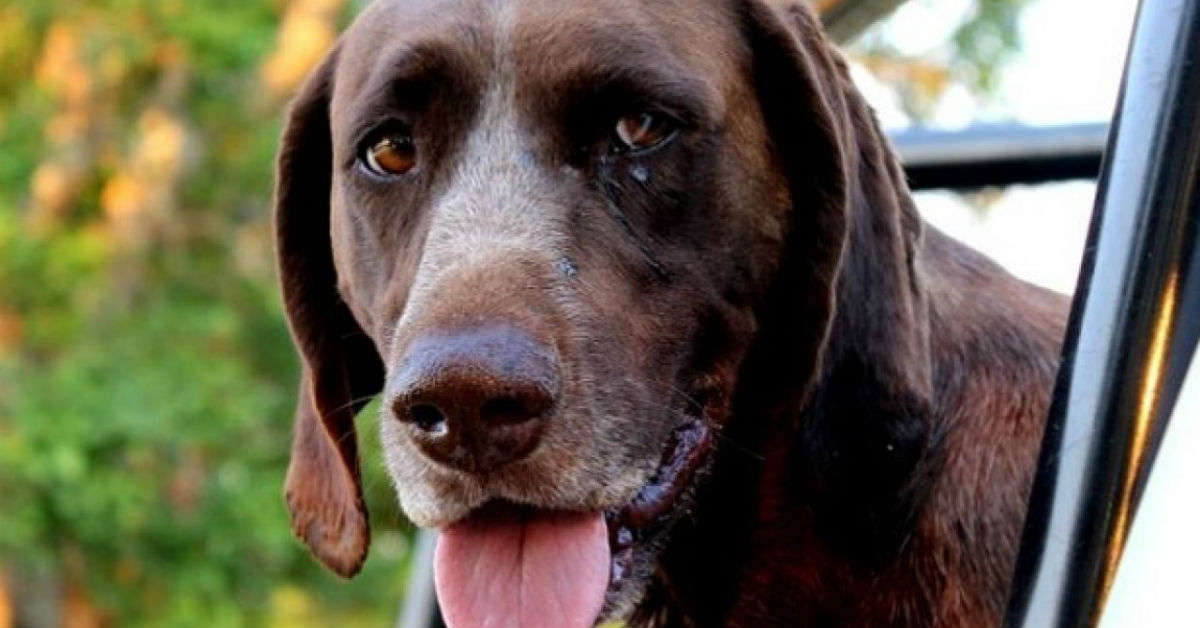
0,1,410,626
851,0,1032,121
952,0,1032,93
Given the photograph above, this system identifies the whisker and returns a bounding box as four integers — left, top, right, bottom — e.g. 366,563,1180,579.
322,393,382,417
664,382,704,413
710,429,766,462
632,392,766,463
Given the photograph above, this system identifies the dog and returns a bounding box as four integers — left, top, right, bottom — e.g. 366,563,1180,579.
272,0,1069,626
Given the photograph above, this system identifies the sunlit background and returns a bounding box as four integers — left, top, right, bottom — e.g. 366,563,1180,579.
0,1,1138,626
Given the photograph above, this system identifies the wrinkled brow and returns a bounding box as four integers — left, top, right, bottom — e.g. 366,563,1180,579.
516,24,719,127
558,63,712,124
343,40,483,140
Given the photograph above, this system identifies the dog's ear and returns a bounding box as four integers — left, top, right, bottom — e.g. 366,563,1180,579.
737,0,853,412
741,0,932,414
744,0,936,557
766,1,932,400
274,44,385,578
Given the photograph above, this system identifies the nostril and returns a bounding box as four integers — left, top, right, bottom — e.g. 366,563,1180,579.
407,403,448,435
481,395,538,425
389,325,561,471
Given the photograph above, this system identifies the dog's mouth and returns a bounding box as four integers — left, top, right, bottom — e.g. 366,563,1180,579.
604,419,712,596
433,418,713,628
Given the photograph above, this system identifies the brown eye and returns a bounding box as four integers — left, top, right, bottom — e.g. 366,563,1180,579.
614,112,676,152
362,133,416,177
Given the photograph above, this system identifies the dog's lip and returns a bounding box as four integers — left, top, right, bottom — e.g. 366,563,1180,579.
603,418,713,589
608,419,712,529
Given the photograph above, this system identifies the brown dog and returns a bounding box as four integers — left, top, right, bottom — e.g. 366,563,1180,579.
273,0,1069,626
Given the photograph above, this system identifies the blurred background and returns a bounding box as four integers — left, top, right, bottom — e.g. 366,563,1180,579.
0,0,1136,626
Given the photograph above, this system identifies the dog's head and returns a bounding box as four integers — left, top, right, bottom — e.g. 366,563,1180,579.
274,0,925,624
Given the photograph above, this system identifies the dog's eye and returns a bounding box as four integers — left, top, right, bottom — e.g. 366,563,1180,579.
360,131,416,177
613,112,676,153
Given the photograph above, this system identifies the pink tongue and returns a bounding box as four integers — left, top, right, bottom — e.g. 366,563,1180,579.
434,509,610,628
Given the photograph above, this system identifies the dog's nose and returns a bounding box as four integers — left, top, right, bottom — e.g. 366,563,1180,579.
389,325,559,472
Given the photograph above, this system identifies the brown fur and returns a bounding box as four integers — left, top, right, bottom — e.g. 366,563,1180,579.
272,0,1068,625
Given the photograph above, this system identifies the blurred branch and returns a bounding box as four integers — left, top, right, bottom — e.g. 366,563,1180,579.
816,0,911,43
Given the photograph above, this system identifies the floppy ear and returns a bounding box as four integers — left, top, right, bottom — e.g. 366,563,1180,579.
748,0,926,398
274,45,385,578
743,1,936,556
740,0,932,416
736,0,853,413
